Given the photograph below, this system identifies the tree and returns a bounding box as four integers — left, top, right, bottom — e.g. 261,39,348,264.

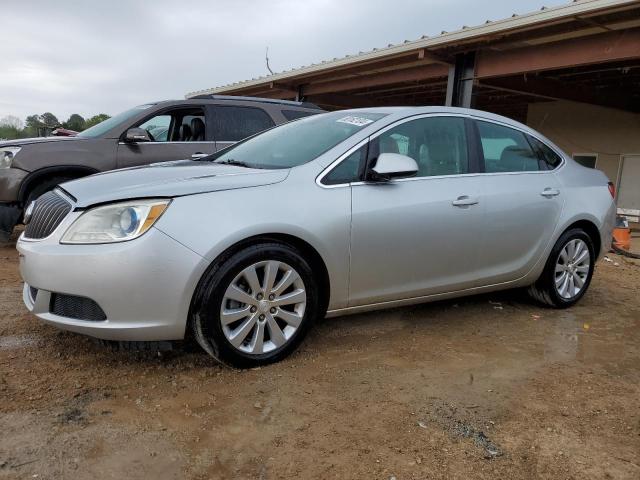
40,112,60,128
64,114,86,132
85,113,110,129
0,115,24,130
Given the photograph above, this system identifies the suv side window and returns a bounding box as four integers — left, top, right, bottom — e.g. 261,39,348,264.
212,106,275,142
323,145,367,185
369,116,468,178
476,121,539,173
137,107,206,142
527,135,563,170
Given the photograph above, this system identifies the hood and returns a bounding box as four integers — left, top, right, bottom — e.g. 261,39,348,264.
0,136,82,147
60,160,290,207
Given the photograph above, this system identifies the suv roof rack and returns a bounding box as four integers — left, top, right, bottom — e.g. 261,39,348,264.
190,94,322,110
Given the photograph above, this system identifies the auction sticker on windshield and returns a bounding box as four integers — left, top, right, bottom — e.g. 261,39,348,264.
336,116,375,127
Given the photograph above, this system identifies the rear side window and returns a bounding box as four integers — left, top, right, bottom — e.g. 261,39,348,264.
527,135,563,169
476,121,539,173
212,106,275,141
282,110,319,121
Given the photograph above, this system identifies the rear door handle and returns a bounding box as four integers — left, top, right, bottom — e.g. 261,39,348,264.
452,195,479,207
191,152,210,159
540,188,560,197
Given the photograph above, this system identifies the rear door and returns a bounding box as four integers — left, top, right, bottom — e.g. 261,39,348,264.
117,105,216,168
210,105,276,151
348,115,486,306
473,119,564,284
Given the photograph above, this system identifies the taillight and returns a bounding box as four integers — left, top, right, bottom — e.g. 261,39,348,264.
608,182,616,199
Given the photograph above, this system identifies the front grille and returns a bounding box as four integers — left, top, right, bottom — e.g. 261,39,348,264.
50,293,107,321
24,190,72,239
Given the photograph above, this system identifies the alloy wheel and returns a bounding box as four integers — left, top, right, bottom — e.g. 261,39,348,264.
220,260,306,355
554,238,590,299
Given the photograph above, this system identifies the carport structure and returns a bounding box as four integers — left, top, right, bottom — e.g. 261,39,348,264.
188,0,640,220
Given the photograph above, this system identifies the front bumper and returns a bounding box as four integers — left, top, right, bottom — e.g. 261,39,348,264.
18,223,209,341
0,167,28,202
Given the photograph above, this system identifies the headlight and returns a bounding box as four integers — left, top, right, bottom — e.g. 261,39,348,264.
0,147,21,169
61,199,170,244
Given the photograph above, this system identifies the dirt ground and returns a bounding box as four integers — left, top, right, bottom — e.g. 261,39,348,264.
1,230,639,480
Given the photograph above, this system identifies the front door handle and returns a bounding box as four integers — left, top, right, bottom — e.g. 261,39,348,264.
452,195,479,207
191,152,210,159
540,188,560,197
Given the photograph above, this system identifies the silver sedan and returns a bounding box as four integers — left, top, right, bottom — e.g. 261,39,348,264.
17,107,616,367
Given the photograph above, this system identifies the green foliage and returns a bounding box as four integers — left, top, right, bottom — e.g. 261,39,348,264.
85,114,111,129
0,112,112,139
40,112,60,128
64,114,86,132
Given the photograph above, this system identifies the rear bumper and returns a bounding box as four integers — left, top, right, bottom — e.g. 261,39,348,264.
18,227,209,341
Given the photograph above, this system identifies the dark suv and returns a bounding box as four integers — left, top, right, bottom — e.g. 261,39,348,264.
0,96,322,241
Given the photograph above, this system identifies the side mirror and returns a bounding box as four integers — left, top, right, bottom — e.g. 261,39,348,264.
371,153,418,181
124,127,152,143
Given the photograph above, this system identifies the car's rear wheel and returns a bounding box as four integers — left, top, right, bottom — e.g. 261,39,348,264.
191,242,320,368
528,228,595,308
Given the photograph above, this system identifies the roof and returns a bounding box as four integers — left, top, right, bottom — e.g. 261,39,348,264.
186,0,638,98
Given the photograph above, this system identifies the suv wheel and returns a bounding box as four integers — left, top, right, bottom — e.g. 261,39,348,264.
191,242,320,367
528,228,595,308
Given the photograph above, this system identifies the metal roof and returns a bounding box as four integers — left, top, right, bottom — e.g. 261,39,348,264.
186,0,638,98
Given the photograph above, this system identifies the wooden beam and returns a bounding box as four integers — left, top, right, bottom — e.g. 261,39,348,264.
476,28,640,78
478,75,638,112
302,64,449,95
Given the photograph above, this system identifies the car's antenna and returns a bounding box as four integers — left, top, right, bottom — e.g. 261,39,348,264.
265,47,274,75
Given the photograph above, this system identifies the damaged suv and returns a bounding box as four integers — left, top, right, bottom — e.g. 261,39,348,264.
0,96,322,241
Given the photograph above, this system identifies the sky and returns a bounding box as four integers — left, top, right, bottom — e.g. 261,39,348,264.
1,0,567,123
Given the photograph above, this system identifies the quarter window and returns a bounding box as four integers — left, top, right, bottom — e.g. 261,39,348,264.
476,121,539,172
323,145,367,185
370,116,469,177
212,106,275,141
527,135,563,170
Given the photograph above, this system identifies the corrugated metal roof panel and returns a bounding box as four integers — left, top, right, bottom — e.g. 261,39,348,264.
186,0,638,97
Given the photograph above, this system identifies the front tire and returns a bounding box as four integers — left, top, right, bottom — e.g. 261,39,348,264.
528,228,595,308
191,242,320,368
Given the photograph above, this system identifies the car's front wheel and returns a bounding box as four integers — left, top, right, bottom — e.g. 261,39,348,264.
191,242,320,367
528,228,595,308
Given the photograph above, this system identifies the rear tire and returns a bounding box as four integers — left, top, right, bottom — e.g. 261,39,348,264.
191,242,321,368
528,228,595,308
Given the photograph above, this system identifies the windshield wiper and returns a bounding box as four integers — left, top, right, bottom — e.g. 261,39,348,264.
215,158,252,168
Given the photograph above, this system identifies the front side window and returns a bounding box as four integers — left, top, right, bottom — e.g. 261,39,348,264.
211,111,387,169
212,106,275,141
370,116,469,177
136,107,206,142
477,121,539,173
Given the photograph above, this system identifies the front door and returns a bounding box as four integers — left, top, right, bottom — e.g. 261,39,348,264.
117,106,216,168
349,115,485,306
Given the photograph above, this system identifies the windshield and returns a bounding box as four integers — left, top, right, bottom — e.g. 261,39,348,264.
210,111,387,169
77,104,155,138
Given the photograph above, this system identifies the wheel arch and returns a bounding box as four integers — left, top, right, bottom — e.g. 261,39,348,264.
18,165,99,205
192,232,331,316
561,219,602,258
